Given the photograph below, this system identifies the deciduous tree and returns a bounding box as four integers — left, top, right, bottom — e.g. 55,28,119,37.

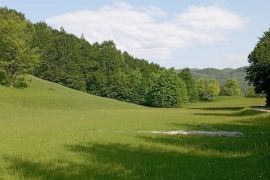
196,79,220,101
178,68,199,102
146,69,188,107
0,8,39,87
246,29,270,106
220,79,241,96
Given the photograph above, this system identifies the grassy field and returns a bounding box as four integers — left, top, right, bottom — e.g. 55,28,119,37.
0,76,269,179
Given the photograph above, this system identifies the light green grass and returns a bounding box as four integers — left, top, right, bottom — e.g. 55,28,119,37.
0,76,269,179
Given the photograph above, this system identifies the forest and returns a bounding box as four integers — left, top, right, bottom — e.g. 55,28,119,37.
0,7,267,107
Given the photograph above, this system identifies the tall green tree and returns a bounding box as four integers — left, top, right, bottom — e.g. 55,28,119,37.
0,8,39,87
246,29,270,106
178,68,199,102
33,25,86,91
220,79,241,96
86,41,125,97
124,71,146,104
146,69,188,107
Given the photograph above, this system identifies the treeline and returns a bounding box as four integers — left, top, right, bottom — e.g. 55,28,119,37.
180,67,250,95
0,7,247,108
32,23,163,101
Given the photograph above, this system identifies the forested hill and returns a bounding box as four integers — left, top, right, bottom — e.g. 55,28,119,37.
178,67,249,94
1,7,189,108
0,7,251,107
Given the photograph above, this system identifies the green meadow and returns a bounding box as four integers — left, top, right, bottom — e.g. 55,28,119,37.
0,76,269,179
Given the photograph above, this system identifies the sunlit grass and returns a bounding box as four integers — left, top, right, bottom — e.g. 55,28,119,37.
0,76,269,179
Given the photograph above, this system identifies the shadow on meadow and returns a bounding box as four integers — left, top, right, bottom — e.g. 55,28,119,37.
189,106,245,111
140,115,270,179
3,143,259,180
3,116,270,179
193,108,267,117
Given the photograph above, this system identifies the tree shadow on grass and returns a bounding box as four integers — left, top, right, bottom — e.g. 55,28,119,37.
140,115,270,179
4,114,270,180
3,154,132,180
171,115,270,133
3,117,270,179
189,107,245,111
3,142,266,180
193,108,267,117
146,115,270,152
11,76,30,89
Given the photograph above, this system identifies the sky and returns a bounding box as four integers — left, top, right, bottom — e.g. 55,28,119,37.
0,0,269,69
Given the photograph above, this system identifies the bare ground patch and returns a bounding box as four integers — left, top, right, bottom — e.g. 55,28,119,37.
89,130,243,137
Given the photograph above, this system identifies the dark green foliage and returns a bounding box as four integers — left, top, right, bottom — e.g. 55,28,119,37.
33,24,87,91
246,29,270,106
122,52,162,76
30,22,166,107
0,69,7,85
220,79,241,96
1,7,193,107
85,41,125,97
29,20,166,106
146,69,188,107
267,94,270,106
0,7,39,87
123,71,147,104
178,68,199,102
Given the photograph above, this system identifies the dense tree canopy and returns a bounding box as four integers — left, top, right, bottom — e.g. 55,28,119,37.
178,68,199,102
146,70,188,107
220,79,241,96
2,7,248,107
0,8,39,87
246,29,270,106
33,24,88,90
29,21,167,106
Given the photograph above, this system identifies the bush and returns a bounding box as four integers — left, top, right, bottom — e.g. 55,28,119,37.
146,70,188,107
220,79,241,96
196,79,220,101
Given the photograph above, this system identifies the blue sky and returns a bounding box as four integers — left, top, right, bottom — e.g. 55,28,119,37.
1,0,269,69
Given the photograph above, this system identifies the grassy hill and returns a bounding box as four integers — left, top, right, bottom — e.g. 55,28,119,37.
178,67,250,94
0,76,141,111
0,76,269,179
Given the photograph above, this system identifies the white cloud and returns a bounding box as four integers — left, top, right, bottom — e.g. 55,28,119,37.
176,6,247,31
46,3,247,61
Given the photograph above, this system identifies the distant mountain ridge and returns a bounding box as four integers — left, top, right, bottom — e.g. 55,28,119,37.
177,67,250,94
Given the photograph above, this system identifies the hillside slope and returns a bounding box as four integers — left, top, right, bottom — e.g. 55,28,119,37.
178,67,249,94
0,76,268,180
0,75,142,112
